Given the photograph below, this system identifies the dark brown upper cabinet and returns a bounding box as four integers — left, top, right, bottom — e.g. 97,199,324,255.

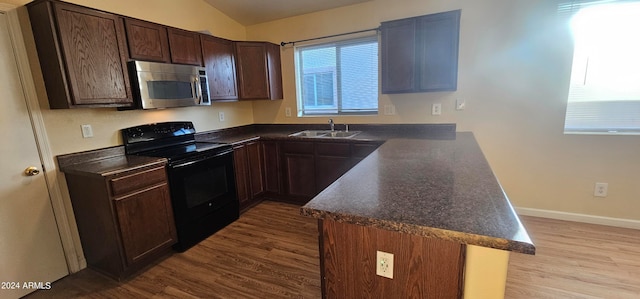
27,0,133,108
381,10,461,94
235,42,283,100
124,18,170,63
168,28,203,66
201,35,238,101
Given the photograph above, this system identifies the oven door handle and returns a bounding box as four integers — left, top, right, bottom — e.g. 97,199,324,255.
169,149,233,169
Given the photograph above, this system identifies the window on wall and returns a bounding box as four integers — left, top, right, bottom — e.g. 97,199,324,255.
563,1,640,134
295,36,379,116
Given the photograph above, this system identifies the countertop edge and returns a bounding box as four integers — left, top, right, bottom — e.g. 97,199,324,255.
300,207,535,255
60,156,167,178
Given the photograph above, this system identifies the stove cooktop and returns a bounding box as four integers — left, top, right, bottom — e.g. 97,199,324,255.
139,142,231,161
122,122,232,162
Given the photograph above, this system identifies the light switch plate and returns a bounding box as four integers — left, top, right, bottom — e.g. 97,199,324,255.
456,98,466,110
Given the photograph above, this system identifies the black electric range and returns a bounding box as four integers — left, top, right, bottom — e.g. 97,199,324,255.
122,121,238,251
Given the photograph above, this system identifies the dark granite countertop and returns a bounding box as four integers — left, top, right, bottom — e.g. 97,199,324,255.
195,123,456,145
57,146,167,177
300,133,535,255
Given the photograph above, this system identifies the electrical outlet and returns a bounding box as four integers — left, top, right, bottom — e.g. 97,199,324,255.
218,111,225,122
594,182,608,197
81,124,93,138
432,103,442,115
383,104,396,115
376,251,394,279
285,107,292,117
456,98,466,110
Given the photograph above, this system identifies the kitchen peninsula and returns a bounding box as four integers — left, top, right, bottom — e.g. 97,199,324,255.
58,123,533,297
300,133,535,299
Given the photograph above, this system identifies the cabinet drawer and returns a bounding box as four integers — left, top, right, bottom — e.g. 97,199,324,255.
110,166,167,197
316,142,350,157
282,141,314,154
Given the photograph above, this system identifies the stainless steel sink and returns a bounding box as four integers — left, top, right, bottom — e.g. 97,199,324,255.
289,130,332,137
325,131,361,138
288,130,361,138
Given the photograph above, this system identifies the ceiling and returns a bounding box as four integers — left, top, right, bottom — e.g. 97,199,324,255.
203,0,372,26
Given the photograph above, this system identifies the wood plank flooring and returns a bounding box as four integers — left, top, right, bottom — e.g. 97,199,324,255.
25,201,321,299
505,216,640,299
25,201,640,298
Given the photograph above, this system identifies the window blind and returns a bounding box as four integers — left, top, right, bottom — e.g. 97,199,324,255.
295,36,379,116
562,0,640,134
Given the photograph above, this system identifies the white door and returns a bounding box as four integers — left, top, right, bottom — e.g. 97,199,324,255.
0,11,69,299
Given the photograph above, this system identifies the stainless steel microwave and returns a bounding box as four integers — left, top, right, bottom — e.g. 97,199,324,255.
129,60,210,109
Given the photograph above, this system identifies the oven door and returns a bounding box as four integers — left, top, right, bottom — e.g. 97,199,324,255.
166,149,238,228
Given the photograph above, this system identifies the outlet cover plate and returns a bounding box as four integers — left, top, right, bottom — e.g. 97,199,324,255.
384,104,396,115
594,182,608,197
376,250,394,279
432,103,442,115
81,124,93,138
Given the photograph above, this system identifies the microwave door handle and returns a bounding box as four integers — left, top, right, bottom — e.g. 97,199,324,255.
194,77,203,104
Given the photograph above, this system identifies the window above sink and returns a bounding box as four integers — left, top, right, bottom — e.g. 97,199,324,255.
294,35,379,116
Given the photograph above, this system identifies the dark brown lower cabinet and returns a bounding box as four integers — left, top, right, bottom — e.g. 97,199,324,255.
351,142,383,163
319,219,465,298
264,140,383,205
233,141,265,212
282,141,316,202
64,163,177,280
241,139,382,206
262,140,281,195
315,142,352,191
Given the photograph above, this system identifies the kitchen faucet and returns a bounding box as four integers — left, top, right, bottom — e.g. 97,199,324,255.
328,119,335,132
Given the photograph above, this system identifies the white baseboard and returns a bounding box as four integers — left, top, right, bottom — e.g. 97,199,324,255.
515,207,640,230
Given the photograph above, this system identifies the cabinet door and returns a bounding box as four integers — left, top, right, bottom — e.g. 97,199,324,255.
282,142,316,201
51,2,132,107
168,28,202,66
284,154,316,200
201,35,238,100
246,141,265,198
315,143,352,191
233,144,251,210
262,141,281,195
114,183,177,266
381,18,417,94
235,42,270,99
417,10,460,91
351,142,382,164
266,43,283,100
124,18,170,63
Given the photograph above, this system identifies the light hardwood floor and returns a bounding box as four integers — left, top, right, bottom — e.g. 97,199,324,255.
505,216,640,299
25,201,640,298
